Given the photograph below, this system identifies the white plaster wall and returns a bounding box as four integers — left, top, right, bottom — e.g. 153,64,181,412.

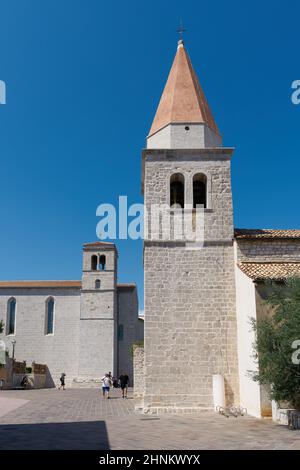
147,126,171,149
234,242,261,418
0,288,81,387
147,124,221,149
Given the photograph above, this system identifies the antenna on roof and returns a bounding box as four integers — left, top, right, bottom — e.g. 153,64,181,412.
176,19,187,44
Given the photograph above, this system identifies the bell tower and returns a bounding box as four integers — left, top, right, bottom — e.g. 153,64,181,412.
142,40,239,412
77,242,118,383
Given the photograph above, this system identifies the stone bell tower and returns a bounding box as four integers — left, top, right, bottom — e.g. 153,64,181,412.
77,242,118,383
142,40,239,412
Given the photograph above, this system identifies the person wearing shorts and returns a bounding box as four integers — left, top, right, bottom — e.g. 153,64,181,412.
101,373,112,399
119,372,129,398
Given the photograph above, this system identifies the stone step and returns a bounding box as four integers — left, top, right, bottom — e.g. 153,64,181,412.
71,378,102,389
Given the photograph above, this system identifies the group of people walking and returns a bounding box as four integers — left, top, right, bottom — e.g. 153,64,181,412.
101,371,129,399
56,371,129,397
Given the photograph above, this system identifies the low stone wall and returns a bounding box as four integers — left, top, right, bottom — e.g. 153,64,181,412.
133,345,144,399
272,401,300,429
0,358,13,389
31,373,46,389
236,239,300,263
12,373,27,387
0,360,48,389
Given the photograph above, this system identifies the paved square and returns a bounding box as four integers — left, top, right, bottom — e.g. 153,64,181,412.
0,388,299,450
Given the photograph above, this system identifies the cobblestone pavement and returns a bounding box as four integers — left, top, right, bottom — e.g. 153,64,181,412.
0,388,299,450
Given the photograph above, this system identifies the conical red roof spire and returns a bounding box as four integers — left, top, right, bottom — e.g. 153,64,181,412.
148,40,220,138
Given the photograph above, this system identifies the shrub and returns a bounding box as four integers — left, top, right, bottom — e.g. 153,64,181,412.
251,278,300,409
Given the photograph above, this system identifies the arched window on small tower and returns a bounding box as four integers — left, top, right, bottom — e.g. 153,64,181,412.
91,255,98,271
7,297,16,335
95,279,101,289
170,173,184,208
193,173,207,209
45,297,55,335
99,255,106,271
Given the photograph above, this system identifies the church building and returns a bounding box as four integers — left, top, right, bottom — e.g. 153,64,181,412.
0,242,144,386
0,38,299,419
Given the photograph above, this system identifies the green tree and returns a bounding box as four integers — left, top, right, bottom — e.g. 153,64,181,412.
251,278,300,409
0,320,4,334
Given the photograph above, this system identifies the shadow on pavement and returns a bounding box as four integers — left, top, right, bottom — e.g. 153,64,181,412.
0,420,110,450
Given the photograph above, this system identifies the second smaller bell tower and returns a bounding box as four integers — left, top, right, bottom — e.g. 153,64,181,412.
78,242,118,382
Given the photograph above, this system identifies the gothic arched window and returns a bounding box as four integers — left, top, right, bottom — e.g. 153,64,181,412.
99,255,106,271
170,173,184,208
45,297,55,335
95,279,101,289
193,173,207,209
7,297,16,335
91,255,98,271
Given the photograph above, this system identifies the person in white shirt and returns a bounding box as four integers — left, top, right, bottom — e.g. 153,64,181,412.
101,373,112,399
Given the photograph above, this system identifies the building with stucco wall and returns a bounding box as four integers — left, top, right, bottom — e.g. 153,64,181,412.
0,241,143,387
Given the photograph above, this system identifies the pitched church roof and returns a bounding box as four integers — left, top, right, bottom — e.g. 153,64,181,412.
0,280,136,289
235,229,300,239
83,241,117,250
148,40,220,138
0,280,82,288
238,262,300,281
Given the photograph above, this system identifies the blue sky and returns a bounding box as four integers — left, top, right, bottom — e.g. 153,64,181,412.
0,0,299,310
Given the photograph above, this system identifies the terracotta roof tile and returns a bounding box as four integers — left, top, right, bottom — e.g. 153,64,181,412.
0,280,136,290
238,262,300,280
0,281,82,288
117,283,136,290
83,241,116,249
149,41,219,137
235,229,300,239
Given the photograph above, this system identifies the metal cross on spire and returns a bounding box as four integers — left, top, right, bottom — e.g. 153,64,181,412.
177,19,187,41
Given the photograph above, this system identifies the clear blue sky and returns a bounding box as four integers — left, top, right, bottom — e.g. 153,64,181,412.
0,0,299,310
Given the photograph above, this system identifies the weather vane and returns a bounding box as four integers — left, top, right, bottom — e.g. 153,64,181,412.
177,19,187,41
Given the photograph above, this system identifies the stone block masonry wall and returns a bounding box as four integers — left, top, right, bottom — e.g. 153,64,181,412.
117,287,143,382
143,150,235,242
0,288,81,387
236,239,300,262
78,245,118,382
78,291,117,380
143,243,239,411
142,149,239,412
133,345,145,400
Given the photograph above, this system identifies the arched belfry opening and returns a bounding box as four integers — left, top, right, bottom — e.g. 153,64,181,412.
193,173,207,209
99,255,106,271
91,255,98,271
170,173,184,208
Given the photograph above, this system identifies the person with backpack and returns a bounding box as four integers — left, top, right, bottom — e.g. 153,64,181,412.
119,372,129,399
58,373,66,390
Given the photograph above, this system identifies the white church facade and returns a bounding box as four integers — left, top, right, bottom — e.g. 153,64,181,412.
0,242,144,387
0,39,300,419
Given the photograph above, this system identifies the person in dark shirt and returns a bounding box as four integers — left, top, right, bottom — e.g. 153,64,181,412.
119,372,129,398
58,373,66,390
